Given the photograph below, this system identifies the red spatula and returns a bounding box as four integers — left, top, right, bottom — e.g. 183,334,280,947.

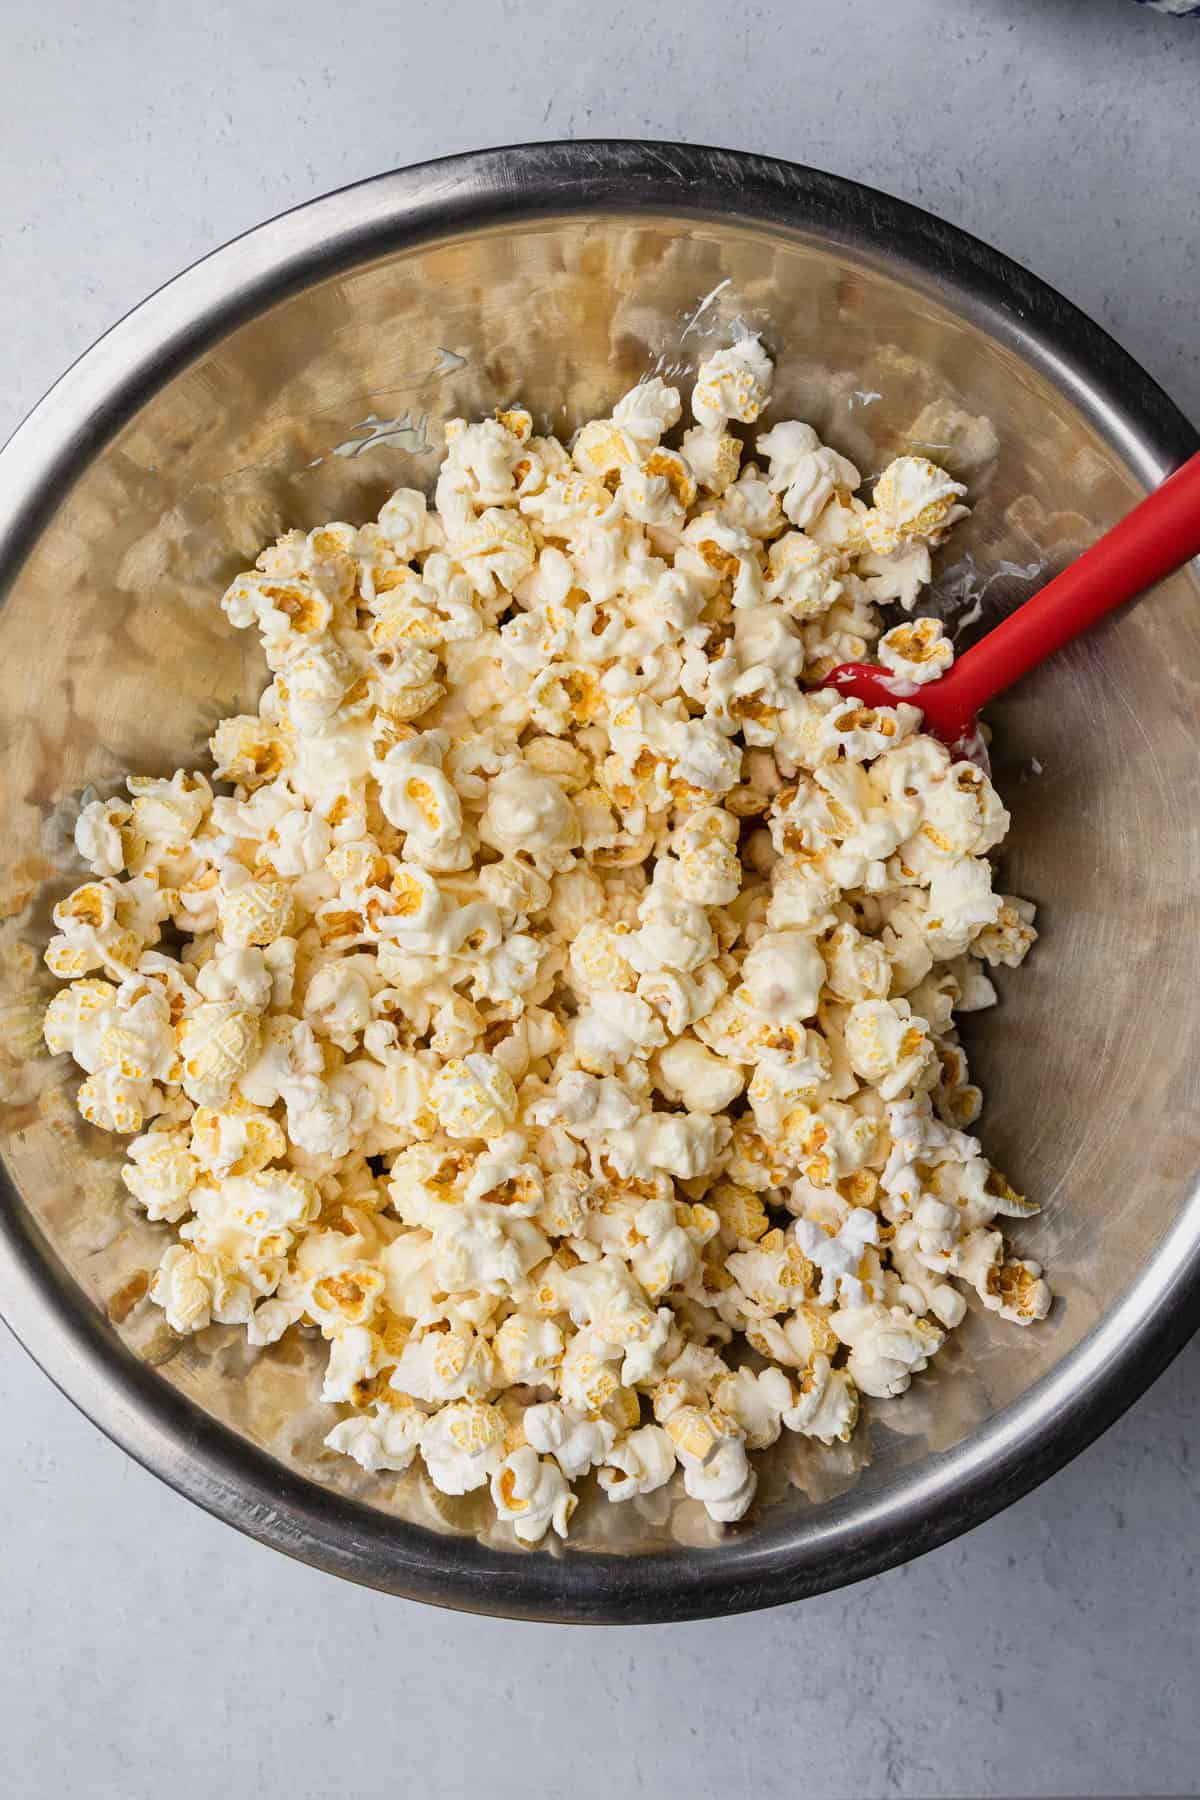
825,450,1200,750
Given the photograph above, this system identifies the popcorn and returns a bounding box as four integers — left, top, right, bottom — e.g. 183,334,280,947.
49,974,177,1083
46,875,166,981
180,1168,320,1274
557,1329,625,1414
303,960,373,1050
464,1131,545,1212
665,1405,756,1523
782,1356,859,1443
822,922,891,1004
652,1035,744,1115
571,988,667,1074
792,1207,879,1306
680,514,761,610
43,977,117,1056
396,1327,498,1406
726,1226,817,1315
432,1210,549,1295
603,1110,731,1183
122,1127,198,1222
177,1001,262,1110
195,944,275,1010
41,330,1047,1542
913,763,1010,861
864,456,968,554
612,377,682,451
746,1039,831,1133
756,422,862,531
215,866,294,949
377,487,442,559
923,859,1004,959
209,713,292,789
479,764,580,870
496,1317,568,1382
430,1053,518,1139
972,896,1038,969
320,1321,385,1402
536,1169,590,1238
150,1244,227,1334
439,419,532,512
619,449,696,531
765,532,845,620
597,1423,677,1500
858,541,933,612
878,616,955,687
710,1181,770,1245
491,1448,577,1543
283,1067,375,1161
983,1257,1052,1324
834,1303,945,1399
568,920,636,994
324,1400,426,1474
306,1262,386,1333
75,795,132,876
76,1066,156,1134
628,884,715,977
746,1305,838,1370
713,1365,794,1449
524,1402,617,1478
420,1400,507,1493
679,425,742,495
844,999,936,1101
626,1196,715,1297
374,738,468,870
451,507,536,600
740,929,825,1025
222,571,332,652
692,332,774,432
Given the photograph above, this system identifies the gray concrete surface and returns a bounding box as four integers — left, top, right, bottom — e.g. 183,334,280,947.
2,1,1197,1795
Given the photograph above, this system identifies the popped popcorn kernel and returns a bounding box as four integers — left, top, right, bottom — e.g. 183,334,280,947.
491,1447,577,1543
430,1053,518,1140
865,456,968,554
692,332,774,432
878,616,955,687
209,715,292,788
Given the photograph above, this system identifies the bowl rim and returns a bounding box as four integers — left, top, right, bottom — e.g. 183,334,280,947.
1,139,1198,1623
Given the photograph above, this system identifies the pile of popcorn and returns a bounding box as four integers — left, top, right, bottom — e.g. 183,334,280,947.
41,332,1048,1542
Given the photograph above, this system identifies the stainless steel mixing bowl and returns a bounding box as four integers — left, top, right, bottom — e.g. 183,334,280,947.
1,143,1197,1623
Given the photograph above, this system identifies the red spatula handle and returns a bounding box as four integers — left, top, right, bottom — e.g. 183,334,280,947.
931,449,1200,727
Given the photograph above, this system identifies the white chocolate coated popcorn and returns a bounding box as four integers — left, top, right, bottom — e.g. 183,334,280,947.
40,330,1045,1542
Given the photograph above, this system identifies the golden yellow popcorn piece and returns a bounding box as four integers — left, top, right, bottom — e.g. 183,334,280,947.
644,448,696,509
878,616,954,683
216,874,294,948
190,1100,286,1177
42,979,115,1054
209,715,291,788
77,1070,147,1134
176,1002,261,1110
665,1405,719,1463
429,1054,518,1140
866,456,967,553
572,419,637,481
309,1265,386,1332
986,1258,1052,1324
710,1183,770,1243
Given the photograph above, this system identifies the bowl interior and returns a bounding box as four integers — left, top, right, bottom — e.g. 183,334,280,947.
2,194,1198,1586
